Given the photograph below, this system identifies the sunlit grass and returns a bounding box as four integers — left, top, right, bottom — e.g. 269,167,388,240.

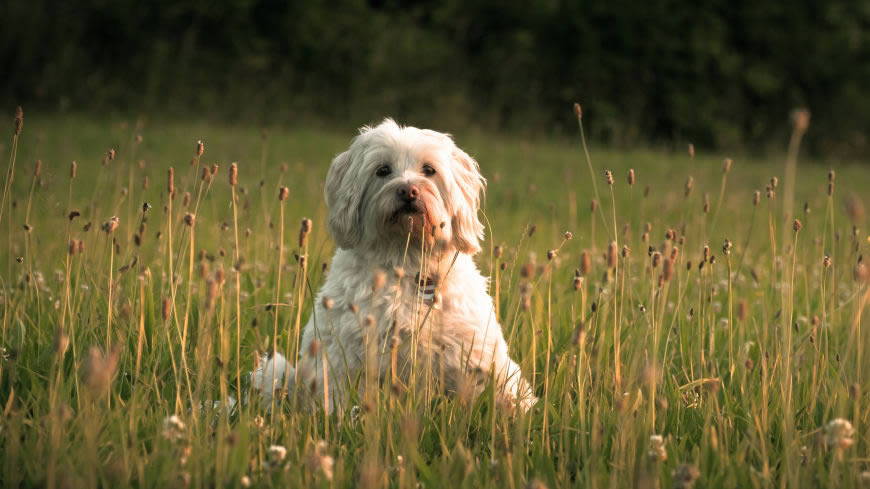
0,111,868,488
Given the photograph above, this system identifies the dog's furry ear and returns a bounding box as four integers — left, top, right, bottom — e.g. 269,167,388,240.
325,149,361,249
450,147,486,255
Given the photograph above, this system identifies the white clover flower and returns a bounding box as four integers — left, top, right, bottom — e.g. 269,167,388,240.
265,445,288,471
824,418,855,449
672,463,699,489
162,415,186,441
307,440,334,481
647,434,667,462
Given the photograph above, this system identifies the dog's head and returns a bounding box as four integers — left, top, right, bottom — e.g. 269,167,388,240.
325,119,485,255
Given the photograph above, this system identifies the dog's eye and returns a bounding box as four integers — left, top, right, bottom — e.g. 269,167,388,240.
422,164,436,177
375,165,392,178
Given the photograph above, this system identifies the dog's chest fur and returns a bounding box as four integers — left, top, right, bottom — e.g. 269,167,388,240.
301,248,497,376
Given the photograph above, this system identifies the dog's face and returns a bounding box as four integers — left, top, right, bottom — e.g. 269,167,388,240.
325,119,485,254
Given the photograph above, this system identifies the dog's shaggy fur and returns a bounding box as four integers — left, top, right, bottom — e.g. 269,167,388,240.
252,120,535,412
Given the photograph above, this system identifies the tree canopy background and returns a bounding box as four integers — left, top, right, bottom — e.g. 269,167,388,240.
2,0,868,157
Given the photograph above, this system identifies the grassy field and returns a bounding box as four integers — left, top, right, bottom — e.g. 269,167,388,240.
0,111,868,488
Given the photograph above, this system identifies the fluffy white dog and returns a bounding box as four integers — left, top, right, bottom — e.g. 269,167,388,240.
251,119,535,413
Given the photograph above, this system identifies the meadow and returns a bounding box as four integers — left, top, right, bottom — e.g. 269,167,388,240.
0,109,868,488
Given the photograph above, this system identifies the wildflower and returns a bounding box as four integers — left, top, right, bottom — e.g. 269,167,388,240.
672,463,700,489
527,479,548,489
83,345,121,393
264,445,289,471
648,435,667,462
307,440,335,481
824,418,855,449
162,415,186,441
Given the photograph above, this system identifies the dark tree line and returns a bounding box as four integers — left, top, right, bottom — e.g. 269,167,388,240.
2,0,868,156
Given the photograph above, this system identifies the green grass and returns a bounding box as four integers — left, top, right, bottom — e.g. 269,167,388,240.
0,112,868,488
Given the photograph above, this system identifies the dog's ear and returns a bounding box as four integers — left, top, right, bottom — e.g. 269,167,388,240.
325,149,362,249
450,147,485,255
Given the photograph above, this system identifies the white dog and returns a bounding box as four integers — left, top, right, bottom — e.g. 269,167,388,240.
252,119,535,413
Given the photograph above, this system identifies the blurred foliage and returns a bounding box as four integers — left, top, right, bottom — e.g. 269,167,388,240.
2,0,869,156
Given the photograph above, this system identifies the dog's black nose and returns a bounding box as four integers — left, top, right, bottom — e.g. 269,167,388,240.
396,184,420,203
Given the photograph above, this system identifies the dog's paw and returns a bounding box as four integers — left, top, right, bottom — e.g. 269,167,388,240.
250,352,295,405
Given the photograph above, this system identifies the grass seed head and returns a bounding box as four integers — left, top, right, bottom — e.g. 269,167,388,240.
824,255,832,269
168,167,175,195
753,190,760,206
627,168,635,185
196,140,204,156
793,219,802,232
13,106,23,135
494,245,503,259
573,102,582,119
792,108,810,133
663,258,674,281
580,251,591,276
687,144,694,159
229,163,238,186
372,269,387,290
685,177,693,197
102,216,119,234
299,218,312,247
607,241,618,268
278,186,289,201
737,300,748,321
53,327,69,357
183,213,195,227
723,158,732,174
84,345,121,393
605,170,614,186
